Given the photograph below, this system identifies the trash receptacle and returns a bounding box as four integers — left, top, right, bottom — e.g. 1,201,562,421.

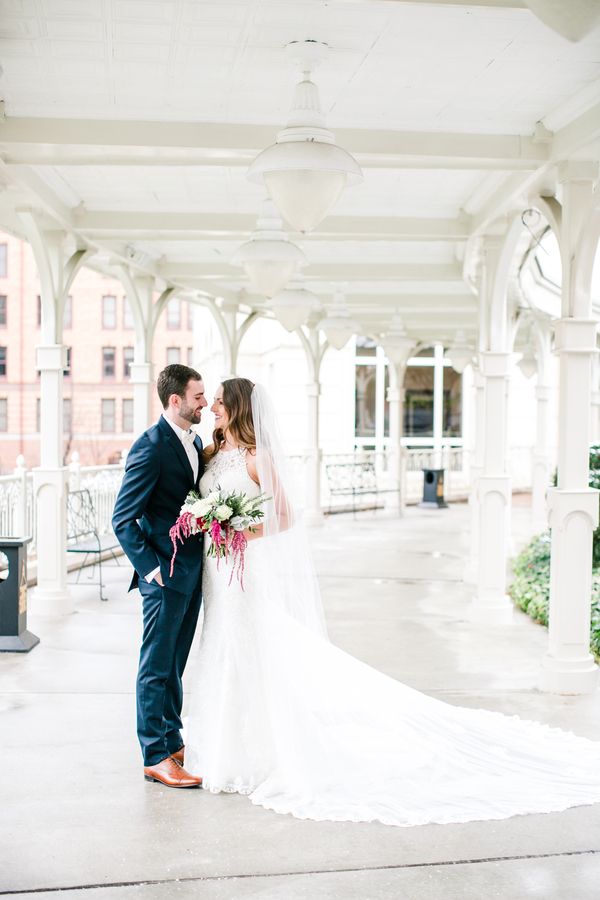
419,468,448,509
0,537,39,652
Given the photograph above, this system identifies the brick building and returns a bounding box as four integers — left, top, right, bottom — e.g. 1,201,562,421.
0,230,197,472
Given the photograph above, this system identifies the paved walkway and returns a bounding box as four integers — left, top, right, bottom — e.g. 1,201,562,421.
2,501,600,899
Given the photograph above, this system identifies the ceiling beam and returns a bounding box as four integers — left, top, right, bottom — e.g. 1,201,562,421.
0,118,548,171
157,262,465,282
76,211,470,242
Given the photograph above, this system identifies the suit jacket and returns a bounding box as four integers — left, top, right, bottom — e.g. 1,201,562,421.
112,416,205,595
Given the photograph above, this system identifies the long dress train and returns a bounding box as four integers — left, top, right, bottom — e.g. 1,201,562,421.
185,447,600,827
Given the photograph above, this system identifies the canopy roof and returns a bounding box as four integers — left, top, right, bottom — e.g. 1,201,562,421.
1,0,599,343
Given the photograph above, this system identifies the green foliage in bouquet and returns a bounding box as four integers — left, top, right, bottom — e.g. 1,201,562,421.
509,444,600,658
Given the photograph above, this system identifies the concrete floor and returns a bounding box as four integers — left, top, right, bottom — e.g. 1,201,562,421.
2,500,600,899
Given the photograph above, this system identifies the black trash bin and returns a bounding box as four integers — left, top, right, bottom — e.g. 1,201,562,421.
419,468,448,509
0,537,39,652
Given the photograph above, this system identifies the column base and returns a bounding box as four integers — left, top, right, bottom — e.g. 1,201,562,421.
0,630,40,653
539,654,599,694
469,593,514,625
29,585,73,616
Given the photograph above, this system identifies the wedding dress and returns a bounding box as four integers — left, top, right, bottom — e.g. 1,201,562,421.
185,391,600,828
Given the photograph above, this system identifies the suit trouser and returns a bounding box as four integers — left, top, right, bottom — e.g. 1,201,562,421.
136,574,202,766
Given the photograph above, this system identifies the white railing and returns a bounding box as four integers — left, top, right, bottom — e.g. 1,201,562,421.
0,445,538,559
0,452,126,556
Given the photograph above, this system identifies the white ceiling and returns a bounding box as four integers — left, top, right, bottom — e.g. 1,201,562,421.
1,0,599,342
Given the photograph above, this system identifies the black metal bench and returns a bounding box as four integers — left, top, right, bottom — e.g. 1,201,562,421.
66,489,121,601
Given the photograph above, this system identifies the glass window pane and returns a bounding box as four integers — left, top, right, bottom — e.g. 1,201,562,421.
355,364,377,437
101,399,116,432
0,346,6,377
167,297,181,329
187,347,194,366
63,398,72,433
122,398,134,433
123,346,134,377
167,346,180,365
443,366,462,437
102,295,117,329
356,336,377,357
123,296,134,329
102,347,115,378
0,295,6,326
0,398,7,432
403,366,434,437
415,347,434,358
64,346,72,377
0,244,7,278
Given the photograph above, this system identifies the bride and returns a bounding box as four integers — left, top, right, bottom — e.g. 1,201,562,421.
185,377,600,827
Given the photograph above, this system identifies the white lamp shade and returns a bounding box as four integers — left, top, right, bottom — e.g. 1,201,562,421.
447,349,472,374
265,168,346,233
383,336,414,368
231,235,305,298
518,352,537,379
320,316,357,350
271,287,318,332
250,140,362,233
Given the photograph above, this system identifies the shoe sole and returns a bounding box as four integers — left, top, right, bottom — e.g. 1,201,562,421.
144,775,202,788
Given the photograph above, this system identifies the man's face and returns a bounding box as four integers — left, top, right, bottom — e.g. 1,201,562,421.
177,378,207,425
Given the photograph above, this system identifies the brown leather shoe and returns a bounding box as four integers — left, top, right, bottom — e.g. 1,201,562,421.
170,746,185,766
144,756,201,788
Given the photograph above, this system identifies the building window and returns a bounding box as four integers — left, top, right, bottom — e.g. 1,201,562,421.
187,302,194,330
101,399,116,433
0,244,6,278
0,346,6,377
166,346,180,365
0,398,7,432
64,347,72,377
63,398,72,434
122,398,134,433
36,397,40,432
0,295,6,326
102,295,117,329
102,347,116,378
63,295,73,330
37,295,41,327
166,297,181,329
123,346,134,378
404,366,434,437
187,347,194,366
123,296,134,329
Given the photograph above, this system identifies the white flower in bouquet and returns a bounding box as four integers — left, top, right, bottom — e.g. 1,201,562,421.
206,490,221,504
190,498,213,518
230,515,250,532
214,504,233,522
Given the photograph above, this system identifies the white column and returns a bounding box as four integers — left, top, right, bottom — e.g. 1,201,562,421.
130,362,153,436
32,344,71,614
385,378,406,515
531,385,552,530
464,366,485,583
540,318,599,692
304,379,324,526
471,351,513,623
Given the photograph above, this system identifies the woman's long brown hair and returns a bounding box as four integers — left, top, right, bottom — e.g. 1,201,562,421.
204,377,256,462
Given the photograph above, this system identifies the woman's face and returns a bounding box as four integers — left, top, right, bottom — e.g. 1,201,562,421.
211,385,230,433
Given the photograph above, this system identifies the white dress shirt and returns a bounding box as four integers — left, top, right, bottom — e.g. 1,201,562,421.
145,414,200,584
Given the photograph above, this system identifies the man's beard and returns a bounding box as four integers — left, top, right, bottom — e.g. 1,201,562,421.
180,401,201,425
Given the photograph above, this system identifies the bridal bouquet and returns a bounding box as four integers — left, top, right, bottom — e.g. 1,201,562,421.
169,487,268,588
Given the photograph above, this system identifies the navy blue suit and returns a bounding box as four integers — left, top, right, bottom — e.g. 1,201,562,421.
112,415,204,766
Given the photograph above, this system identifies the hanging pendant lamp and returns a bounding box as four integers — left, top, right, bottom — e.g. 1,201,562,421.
319,289,359,350
445,330,473,374
380,312,414,368
231,199,306,297
247,40,363,233
271,280,321,332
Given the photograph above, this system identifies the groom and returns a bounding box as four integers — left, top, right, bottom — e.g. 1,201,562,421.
112,364,207,788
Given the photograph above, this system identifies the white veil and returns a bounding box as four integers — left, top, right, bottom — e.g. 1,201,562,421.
250,383,328,638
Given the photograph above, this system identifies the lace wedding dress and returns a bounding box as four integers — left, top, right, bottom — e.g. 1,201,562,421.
185,446,600,827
